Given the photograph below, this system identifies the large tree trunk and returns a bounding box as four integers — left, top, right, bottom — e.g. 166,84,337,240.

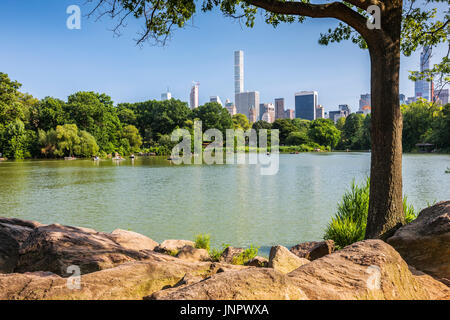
365,2,404,239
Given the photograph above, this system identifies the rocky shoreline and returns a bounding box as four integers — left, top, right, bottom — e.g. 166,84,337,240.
0,201,448,300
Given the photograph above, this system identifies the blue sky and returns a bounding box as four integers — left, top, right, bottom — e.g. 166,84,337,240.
0,0,447,113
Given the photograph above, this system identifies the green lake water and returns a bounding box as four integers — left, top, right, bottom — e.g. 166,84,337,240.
0,153,449,251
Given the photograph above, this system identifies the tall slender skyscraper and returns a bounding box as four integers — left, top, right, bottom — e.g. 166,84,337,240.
274,98,285,119
190,82,199,109
415,46,432,101
234,50,244,94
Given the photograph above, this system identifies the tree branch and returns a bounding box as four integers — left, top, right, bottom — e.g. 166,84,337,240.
244,0,374,41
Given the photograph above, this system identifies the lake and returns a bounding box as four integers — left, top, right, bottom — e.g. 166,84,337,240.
0,153,449,252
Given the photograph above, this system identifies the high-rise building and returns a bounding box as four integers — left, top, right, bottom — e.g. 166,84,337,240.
295,91,318,121
435,88,449,105
274,98,285,119
359,94,371,111
236,91,260,120
414,46,432,101
399,94,406,105
285,109,294,119
225,99,237,116
259,103,275,123
234,50,244,95
249,106,257,123
190,82,199,109
210,96,223,106
339,104,351,116
161,91,172,100
315,105,325,119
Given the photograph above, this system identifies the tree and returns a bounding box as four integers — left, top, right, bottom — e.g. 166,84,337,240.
65,91,121,153
272,119,299,145
122,124,143,152
192,102,233,133
88,0,449,238
286,131,310,146
308,118,341,149
232,113,251,130
252,120,272,132
34,97,67,131
342,113,365,149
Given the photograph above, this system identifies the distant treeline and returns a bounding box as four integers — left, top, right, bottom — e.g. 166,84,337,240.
1,72,449,159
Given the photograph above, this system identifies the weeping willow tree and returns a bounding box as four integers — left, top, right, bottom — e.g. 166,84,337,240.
87,0,449,239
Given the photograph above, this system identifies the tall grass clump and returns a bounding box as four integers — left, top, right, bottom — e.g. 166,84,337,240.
232,245,259,265
324,178,418,249
194,234,210,252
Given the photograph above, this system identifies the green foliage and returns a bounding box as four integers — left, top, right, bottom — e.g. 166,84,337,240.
232,113,250,130
324,178,418,249
232,245,259,265
38,124,99,158
193,102,233,133
307,118,341,149
194,234,211,252
210,243,230,262
285,131,310,146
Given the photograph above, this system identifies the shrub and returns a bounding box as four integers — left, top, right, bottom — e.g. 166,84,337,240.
194,234,210,252
324,178,417,249
232,245,259,265
210,243,230,262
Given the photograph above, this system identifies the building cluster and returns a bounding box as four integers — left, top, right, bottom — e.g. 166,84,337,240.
160,47,449,125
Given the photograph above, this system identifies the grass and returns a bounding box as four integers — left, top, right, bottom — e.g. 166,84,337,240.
194,234,211,252
324,177,418,249
232,245,259,265
210,243,231,262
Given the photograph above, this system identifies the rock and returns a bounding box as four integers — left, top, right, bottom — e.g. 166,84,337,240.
154,240,195,255
287,240,449,300
0,252,216,300
0,218,42,273
219,246,244,264
109,229,159,251
147,268,309,300
176,246,211,262
387,201,450,286
268,245,309,274
290,240,335,261
149,240,449,300
15,223,155,276
246,256,268,267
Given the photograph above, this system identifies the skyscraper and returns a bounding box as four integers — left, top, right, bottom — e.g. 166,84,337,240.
236,91,260,121
190,82,199,109
224,99,237,116
234,50,244,95
161,91,172,100
274,98,285,119
210,96,223,106
436,88,449,105
295,91,318,121
285,109,295,119
415,46,432,101
359,93,371,111
259,103,275,123
233,50,260,121
315,105,324,119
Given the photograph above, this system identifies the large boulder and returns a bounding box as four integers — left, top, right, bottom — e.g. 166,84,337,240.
147,268,309,300
176,246,211,262
0,252,216,300
219,247,244,264
15,223,156,276
246,256,268,268
387,201,450,286
290,240,335,261
268,245,309,274
154,240,195,255
287,240,449,300
0,218,42,273
149,240,449,300
109,229,159,251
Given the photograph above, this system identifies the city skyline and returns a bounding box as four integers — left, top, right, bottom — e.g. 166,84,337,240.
0,0,448,114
